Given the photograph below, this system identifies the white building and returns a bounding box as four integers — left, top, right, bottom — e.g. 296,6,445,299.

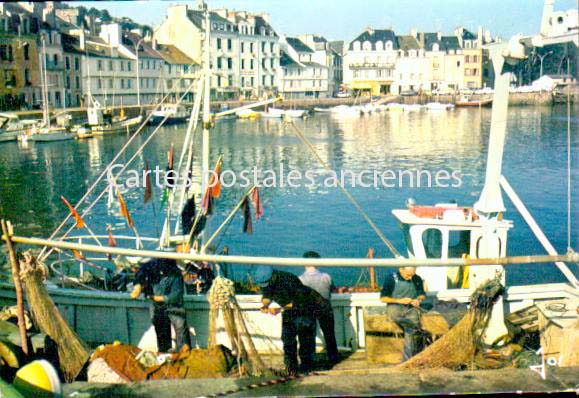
298,34,341,96
278,36,329,99
154,3,280,99
343,28,398,95
539,0,578,45
393,34,429,94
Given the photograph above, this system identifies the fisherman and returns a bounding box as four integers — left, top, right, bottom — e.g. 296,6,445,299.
253,266,321,374
379,266,426,361
299,251,339,364
131,258,191,352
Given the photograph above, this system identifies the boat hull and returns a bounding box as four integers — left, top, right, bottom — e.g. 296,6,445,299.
92,116,143,136
0,282,574,352
147,115,189,126
0,131,21,143
455,99,493,107
27,132,73,142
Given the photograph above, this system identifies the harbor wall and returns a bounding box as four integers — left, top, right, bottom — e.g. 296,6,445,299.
399,92,556,106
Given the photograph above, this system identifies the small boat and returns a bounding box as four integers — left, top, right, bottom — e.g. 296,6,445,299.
401,104,423,112
91,115,143,136
425,102,454,111
284,109,307,118
24,125,74,142
314,107,332,113
330,105,361,117
236,109,260,119
72,105,143,138
259,108,284,118
0,113,29,143
455,97,493,107
148,104,190,125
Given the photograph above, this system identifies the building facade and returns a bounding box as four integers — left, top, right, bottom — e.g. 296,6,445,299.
154,3,280,99
0,3,41,110
343,28,398,95
298,34,340,96
278,36,329,98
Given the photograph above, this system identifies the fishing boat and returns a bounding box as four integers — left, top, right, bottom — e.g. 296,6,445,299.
148,104,190,125
0,21,577,359
72,105,143,138
455,96,493,107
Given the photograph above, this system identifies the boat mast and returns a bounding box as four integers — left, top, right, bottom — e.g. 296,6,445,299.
40,33,50,128
473,36,527,343
199,2,212,250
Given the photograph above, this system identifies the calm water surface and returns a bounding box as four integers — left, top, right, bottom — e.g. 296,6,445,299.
0,106,577,286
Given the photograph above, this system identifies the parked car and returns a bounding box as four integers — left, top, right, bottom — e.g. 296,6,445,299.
400,90,418,96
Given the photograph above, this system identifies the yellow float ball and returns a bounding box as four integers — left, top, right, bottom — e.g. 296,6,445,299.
13,360,62,398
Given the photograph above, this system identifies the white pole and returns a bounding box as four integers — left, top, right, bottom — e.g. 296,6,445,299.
500,175,578,288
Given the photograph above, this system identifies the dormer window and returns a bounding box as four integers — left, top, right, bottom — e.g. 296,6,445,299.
409,49,416,57
432,43,439,52
375,40,383,51
353,41,361,51
362,41,372,51
385,41,392,50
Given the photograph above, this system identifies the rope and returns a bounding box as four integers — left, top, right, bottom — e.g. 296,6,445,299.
566,82,572,251
41,81,197,261
288,121,402,258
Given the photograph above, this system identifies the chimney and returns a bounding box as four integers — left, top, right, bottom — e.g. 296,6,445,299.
79,29,85,50
477,25,483,46
437,31,442,40
540,0,554,36
365,26,374,35
410,28,417,38
100,23,121,47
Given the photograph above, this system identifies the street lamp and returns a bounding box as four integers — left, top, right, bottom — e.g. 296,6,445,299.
537,50,553,79
134,37,144,107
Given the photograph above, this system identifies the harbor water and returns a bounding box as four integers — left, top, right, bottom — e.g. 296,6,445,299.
0,105,577,287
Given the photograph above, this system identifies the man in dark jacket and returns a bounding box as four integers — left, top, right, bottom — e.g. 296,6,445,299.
253,266,322,374
380,266,426,361
131,258,191,352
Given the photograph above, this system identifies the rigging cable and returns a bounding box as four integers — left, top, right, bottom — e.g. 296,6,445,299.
288,121,402,258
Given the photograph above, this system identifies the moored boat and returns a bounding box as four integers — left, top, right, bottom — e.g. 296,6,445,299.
284,109,307,118
426,102,454,111
148,104,190,125
0,113,30,143
236,109,260,119
259,108,284,118
455,97,493,107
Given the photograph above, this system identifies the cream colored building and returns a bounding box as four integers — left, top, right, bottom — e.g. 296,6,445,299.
154,3,280,99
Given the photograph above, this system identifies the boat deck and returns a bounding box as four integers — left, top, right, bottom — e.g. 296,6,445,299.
64,353,579,397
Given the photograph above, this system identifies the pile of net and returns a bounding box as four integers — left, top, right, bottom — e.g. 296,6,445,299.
398,277,505,370
88,343,236,383
208,276,269,376
18,252,89,381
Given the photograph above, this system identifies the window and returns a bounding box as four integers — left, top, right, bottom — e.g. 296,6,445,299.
262,59,266,68
227,57,232,69
109,79,113,89
465,55,470,63
432,43,439,52
217,76,222,87
385,41,392,50
250,59,254,69
97,60,103,71
448,230,470,258
375,41,383,51
271,58,274,68
120,61,124,71
270,42,274,53
53,54,58,67
262,75,266,85
121,79,125,89
109,60,113,71
422,229,442,258
457,61,461,67
25,69,31,85
24,44,29,61
241,42,245,53
217,57,222,69
362,41,371,51
250,76,254,86
127,79,131,88
65,56,70,70
241,59,245,69
250,43,254,53
217,38,222,50
261,42,266,52
353,41,361,51
227,38,232,50
128,62,132,72
76,76,80,89
473,55,478,62
98,78,102,89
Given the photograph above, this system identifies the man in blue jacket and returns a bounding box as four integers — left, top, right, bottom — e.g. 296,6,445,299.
131,258,191,352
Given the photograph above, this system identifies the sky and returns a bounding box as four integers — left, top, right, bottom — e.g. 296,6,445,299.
70,0,578,41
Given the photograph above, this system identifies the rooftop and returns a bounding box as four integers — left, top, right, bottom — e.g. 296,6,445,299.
349,29,399,51
286,37,314,53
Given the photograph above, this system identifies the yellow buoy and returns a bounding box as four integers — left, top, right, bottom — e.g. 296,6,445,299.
13,360,62,398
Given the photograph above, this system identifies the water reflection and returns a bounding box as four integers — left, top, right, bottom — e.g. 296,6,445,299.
0,106,577,286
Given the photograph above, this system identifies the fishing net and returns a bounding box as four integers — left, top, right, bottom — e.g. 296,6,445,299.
208,276,269,376
398,278,504,370
19,253,90,381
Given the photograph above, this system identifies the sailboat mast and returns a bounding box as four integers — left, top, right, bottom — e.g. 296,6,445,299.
40,33,50,127
201,5,211,196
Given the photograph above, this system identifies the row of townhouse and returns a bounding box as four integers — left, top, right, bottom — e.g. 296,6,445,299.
343,26,495,96
153,3,343,100
0,2,198,110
